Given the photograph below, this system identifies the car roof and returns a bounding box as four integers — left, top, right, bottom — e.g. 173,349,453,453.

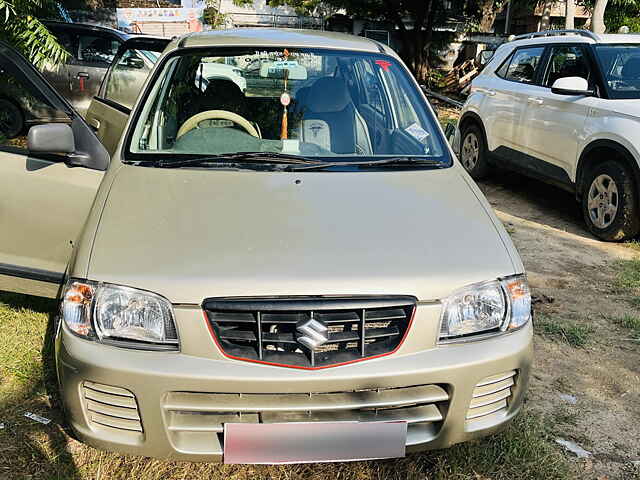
43,20,131,41
168,28,397,57
508,32,640,48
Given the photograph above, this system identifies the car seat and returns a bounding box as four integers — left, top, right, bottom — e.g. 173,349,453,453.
299,77,372,155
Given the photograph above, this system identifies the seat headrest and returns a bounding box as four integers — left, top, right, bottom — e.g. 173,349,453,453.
306,77,352,113
622,57,640,78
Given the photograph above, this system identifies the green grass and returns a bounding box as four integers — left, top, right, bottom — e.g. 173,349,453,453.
535,314,593,348
0,291,572,480
615,258,640,291
612,314,640,339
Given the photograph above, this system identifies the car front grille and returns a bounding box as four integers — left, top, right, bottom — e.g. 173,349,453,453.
82,381,142,433
163,384,449,454
203,296,416,368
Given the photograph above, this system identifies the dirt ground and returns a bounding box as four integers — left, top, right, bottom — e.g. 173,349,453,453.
477,170,640,479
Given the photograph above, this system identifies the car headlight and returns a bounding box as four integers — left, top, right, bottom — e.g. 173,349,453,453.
439,274,531,342
61,280,178,350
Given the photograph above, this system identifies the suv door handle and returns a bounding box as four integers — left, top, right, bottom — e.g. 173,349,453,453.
486,89,496,96
77,72,90,79
527,97,543,105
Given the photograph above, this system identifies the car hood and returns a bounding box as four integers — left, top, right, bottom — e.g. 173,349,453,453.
594,98,640,120
88,165,517,304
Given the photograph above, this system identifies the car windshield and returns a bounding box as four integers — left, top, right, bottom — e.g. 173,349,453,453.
127,47,448,166
594,44,640,99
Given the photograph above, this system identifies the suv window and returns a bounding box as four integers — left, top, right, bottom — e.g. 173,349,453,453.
0,54,71,152
500,47,545,84
78,34,120,66
544,46,591,87
594,44,640,99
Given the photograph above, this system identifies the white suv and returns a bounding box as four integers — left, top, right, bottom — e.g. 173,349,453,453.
455,30,640,241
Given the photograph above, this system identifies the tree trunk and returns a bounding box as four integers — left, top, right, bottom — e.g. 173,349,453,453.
565,0,576,29
591,0,608,33
539,0,553,30
478,0,499,33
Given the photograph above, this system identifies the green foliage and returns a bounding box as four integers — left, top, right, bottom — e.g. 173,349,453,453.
536,314,593,347
0,0,68,68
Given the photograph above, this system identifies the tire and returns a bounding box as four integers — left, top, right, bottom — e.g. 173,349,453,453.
0,98,24,139
581,160,640,241
459,123,490,179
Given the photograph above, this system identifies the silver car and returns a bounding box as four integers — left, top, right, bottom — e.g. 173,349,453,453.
0,30,532,464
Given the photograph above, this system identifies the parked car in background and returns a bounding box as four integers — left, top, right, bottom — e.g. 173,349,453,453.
0,30,532,464
455,29,640,241
43,21,130,117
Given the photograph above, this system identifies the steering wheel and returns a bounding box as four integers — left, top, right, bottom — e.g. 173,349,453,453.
176,110,260,139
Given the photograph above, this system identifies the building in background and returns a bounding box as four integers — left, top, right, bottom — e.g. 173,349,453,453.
495,0,590,35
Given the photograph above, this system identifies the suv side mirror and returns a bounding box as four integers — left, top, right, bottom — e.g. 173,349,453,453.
551,76,594,96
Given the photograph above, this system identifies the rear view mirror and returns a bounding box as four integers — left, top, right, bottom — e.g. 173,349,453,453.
551,76,594,96
28,123,75,154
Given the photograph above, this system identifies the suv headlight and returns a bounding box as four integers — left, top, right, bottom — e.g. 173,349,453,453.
61,280,178,350
439,274,530,342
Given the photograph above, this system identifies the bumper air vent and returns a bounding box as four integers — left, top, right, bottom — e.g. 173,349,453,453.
82,381,142,433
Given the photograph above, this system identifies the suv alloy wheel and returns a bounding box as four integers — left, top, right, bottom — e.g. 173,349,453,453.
582,160,640,241
460,123,490,179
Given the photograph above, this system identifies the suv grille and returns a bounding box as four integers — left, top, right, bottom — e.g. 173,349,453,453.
203,296,416,368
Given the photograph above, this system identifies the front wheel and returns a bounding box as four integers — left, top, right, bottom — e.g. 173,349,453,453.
582,160,640,241
0,98,24,139
459,124,490,179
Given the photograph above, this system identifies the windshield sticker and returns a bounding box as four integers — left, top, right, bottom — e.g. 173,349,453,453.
405,122,430,143
375,59,392,71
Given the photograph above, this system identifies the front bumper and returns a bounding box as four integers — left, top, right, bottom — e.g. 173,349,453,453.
56,307,533,462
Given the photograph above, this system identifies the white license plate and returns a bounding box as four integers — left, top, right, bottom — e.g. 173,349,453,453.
223,421,407,464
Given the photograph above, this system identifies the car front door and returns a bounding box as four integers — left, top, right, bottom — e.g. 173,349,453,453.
522,44,594,183
0,42,109,297
488,46,546,159
85,37,169,156
66,31,122,117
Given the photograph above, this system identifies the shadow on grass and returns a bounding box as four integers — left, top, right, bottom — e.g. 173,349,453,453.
0,290,81,479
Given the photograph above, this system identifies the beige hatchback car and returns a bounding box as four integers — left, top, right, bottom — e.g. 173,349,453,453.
0,30,532,464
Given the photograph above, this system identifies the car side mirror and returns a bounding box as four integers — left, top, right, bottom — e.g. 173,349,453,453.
27,123,92,167
551,76,594,96
125,56,144,69
28,124,75,154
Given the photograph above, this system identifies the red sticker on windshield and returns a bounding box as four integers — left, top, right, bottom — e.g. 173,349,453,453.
375,60,392,71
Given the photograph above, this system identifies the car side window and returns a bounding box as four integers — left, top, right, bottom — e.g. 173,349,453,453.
0,56,71,152
501,47,545,84
78,34,120,66
104,48,159,110
543,46,592,87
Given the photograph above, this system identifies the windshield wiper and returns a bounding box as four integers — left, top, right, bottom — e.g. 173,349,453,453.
156,152,324,168
287,157,445,171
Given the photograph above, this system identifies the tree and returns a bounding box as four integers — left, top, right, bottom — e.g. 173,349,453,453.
565,0,576,28
591,0,609,32
475,0,508,32
240,0,462,83
0,0,68,68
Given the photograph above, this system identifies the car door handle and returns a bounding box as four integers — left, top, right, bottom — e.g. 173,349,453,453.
486,89,496,96
77,72,90,79
88,118,100,132
527,97,543,105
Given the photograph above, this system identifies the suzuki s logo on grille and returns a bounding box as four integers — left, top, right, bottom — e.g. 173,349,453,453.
296,318,329,350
